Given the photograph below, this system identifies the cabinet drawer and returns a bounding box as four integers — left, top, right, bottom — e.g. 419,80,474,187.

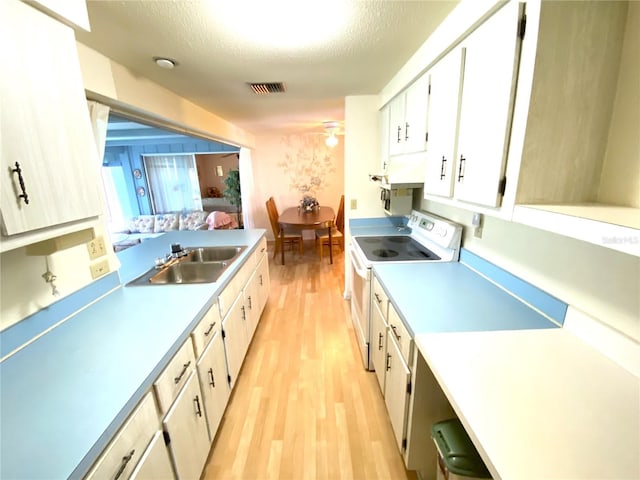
218,257,253,317
154,339,196,415
85,392,159,480
387,303,412,365
372,276,389,318
254,237,267,267
191,301,221,358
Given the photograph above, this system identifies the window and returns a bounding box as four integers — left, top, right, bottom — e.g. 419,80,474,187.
143,154,203,213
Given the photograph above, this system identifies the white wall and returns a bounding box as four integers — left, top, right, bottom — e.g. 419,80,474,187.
251,132,345,241
344,96,385,221
0,222,118,332
421,199,640,342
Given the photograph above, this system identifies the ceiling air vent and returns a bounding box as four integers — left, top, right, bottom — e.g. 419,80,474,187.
248,82,286,94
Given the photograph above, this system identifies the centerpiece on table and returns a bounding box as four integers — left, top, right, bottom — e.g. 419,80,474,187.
300,195,319,213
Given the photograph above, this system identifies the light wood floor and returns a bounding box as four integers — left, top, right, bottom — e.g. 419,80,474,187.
202,240,417,480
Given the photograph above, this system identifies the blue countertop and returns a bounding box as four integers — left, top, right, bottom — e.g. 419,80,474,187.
373,258,563,336
0,229,265,480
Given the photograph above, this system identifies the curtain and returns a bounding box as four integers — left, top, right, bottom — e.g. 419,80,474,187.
143,154,203,213
87,101,110,161
239,147,255,229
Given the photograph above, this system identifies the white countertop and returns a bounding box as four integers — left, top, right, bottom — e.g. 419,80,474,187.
416,328,640,480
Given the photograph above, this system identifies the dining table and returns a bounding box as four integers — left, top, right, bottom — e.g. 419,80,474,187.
278,206,335,265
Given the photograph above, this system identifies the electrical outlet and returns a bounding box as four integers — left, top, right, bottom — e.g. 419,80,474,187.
350,198,357,210
87,236,107,259
89,258,110,279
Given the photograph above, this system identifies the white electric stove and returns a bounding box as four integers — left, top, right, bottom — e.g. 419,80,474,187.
348,210,463,369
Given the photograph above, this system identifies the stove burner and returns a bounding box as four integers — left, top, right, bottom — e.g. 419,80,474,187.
372,249,399,258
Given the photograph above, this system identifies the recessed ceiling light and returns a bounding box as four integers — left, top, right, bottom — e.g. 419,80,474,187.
153,57,176,69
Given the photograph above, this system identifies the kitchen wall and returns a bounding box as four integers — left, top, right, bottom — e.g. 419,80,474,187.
344,96,384,221
251,132,345,240
421,199,640,342
0,222,119,332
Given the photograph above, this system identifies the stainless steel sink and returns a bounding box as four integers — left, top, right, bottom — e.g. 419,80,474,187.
127,245,247,286
186,246,245,262
150,261,228,284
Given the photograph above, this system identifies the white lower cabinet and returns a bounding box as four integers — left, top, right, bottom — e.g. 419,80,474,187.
371,298,388,394
196,329,231,441
129,431,174,480
221,292,249,388
255,253,270,316
85,392,160,480
384,333,411,452
371,273,455,479
162,371,210,480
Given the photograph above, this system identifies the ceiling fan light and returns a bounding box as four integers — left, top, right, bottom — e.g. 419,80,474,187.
326,133,338,148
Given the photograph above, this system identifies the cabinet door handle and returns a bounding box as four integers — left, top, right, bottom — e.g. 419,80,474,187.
396,125,402,143
259,274,263,286
374,293,382,304
11,162,29,205
386,353,392,371
378,332,383,350
405,122,410,141
204,321,216,336
457,155,466,182
173,361,191,384
390,324,401,341
247,296,253,310
194,395,203,417
241,305,246,320
113,449,135,480
208,367,215,387
439,156,447,180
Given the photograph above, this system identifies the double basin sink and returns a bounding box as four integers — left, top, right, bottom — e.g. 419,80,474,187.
128,246,247,285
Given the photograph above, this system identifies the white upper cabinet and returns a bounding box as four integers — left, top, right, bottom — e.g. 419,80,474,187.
0,0,102,239
423,47,465,198
388,74,430,157
453,1,524,207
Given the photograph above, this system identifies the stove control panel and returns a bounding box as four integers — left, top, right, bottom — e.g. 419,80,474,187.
407,210,463,248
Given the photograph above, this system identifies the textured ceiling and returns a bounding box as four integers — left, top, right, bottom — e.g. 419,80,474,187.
75,1,459,135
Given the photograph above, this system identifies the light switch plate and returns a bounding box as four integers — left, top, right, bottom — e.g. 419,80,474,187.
350,199,357,210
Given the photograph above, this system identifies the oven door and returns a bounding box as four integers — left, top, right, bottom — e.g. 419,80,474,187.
349,243,372,370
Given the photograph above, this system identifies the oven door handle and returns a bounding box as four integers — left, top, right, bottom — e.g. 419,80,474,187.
349,245,369,279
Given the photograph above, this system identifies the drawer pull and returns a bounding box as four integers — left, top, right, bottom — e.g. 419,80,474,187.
390,324,401,341
208,367,215,387
386,353,392,371
194,395,203,417
259,274,263,286
378,332,383,350
204,322,216,336
114,449,135,480
247,295,253,310
173,361,191,384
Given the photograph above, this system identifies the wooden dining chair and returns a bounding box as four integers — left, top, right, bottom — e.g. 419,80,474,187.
266,197,303,259
315,195,344,261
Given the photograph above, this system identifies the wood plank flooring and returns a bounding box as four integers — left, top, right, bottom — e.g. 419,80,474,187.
202,241,416,480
